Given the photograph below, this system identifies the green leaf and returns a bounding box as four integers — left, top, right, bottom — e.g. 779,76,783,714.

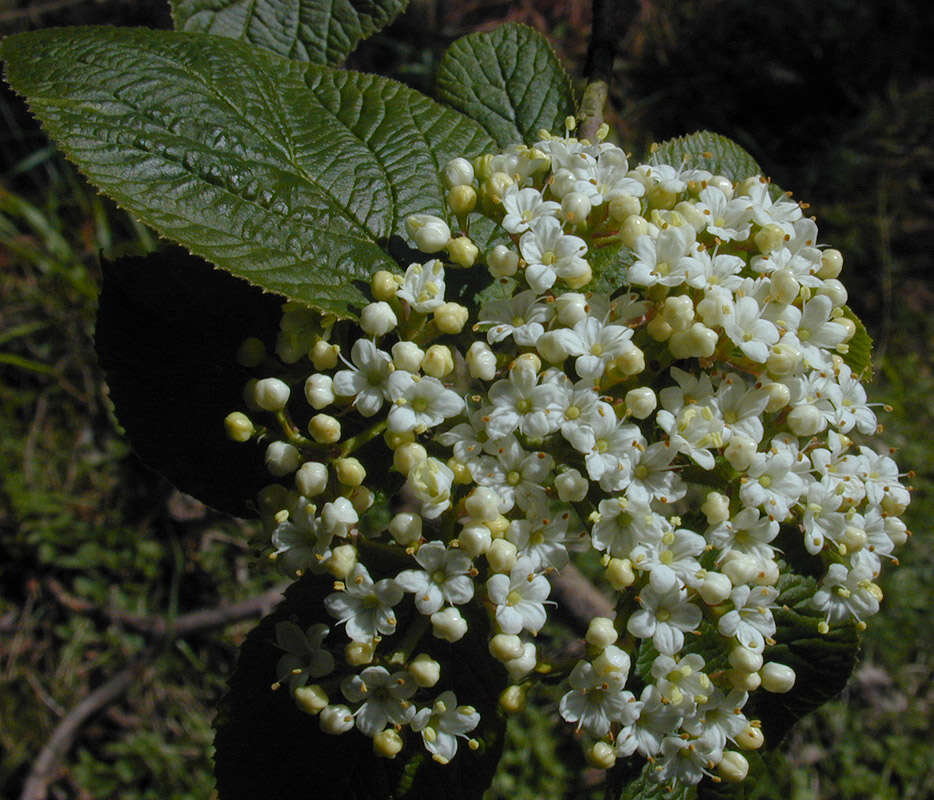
95,247,283,517
171,0,409,65
840,304,874,379
588,240,636,296
745,571,861,747
649,131,767,184
436,23,575,147
1,27,496,318
215,573,506,799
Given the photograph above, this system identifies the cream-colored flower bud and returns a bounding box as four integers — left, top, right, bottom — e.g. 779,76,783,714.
384,429,415,450
409,653,441,687
760,662,796,693
674,200,707,232
620,215,650,248
505,642,537,681
360,301,397,337
646,315,673,342
487,244,519,277
345,640,375,666
373,728,404,758
818,248,843,279
698,571,733,605
835,316,856,343
334,457,366,487
606,557,635,590
646,183,678,210
430,607,467,642
787,403,825,436
513,352,541,374
305,373,335,409
458,523,492,557
562,263,592,289
499,684,526,714
406,213,452,253
393,442,428,474
767,341,802,377
882,493,909,515
421,344,454,378
764,382,791,412
349,486,374,515
718,751,749,782
885,517,909,546
721,551,760,586
587,741,617,770
389,511,422,545
236,336,266,367
608,193,641,222
669,322,718,359
724,434,757,472
727,668,761,692
447,236,479,268
434,302,469,334
818,278,848,308
771,268,800,305
561,191,592,224
319,704,355,734
490,633,523,662
295,461,328,497
537,330,572,364
487,539,518,573
392,340,423,372
466,340,497,380
465,486,501,522
324,543,357,578
737,176,765,196
701,491,731,525
371,270,401,301
735,724,765,750
225,411,254,442
706,175,734,198
612,345,645,376
254,377,291,411
554,292,589,326
294,684,329,715
308,413,341,443
311,339,340,370
586,617,618,649
448,457,473,484
754,223,787,254
484,171,514,202
555,468,589,502
662,294,695,332
486,514,510,538
265,441,301,477
448,185,477,216
443,157,475,188
728,646,763,674
624,387,657,419
550,168,576,198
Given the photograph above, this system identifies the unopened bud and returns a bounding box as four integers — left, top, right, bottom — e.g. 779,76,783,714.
225,411,254,442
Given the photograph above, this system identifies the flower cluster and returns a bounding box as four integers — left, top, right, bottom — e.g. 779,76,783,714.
225,122,910,786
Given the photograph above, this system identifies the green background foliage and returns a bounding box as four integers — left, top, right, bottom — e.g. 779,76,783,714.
1,0,932,798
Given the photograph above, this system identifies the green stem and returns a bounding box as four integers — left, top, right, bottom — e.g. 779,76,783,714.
339,419,387,457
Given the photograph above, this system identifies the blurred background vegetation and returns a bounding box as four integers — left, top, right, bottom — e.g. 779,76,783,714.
1,0,931,798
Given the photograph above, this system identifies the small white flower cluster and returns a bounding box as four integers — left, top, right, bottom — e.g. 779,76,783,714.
226,122,910,786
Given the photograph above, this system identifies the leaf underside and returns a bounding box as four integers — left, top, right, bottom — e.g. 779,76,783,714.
1,27,496,317
435,22,575,147
172,0,409,64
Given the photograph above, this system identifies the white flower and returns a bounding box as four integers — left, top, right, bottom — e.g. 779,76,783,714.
484,360,566,440
501,186,560,234
650,652,712,709
341,666,417,736
717,585,778,653
559,660,638,736
697,186,752,242
739,449,806,521
519,216,589,292
477,289,553,346
721,296,779,363
406,457,455,519
812,562,880,624
325,564,403,643
486,557,551,635
507,509,585,570
472,436,552,514
397,260,446,312
548,316,636,382
387,373,464,433
591,496,669,559
628,225,697,287
274,621,334,692
394,541,475,614
411,691,480,764
627,582,702,655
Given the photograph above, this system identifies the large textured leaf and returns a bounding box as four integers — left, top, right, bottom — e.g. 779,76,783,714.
171,0,409,64
744,572,860,747
649,131,766,184
436,23,575,147
215,572,506,799
96,247,283,517
1,27,495,318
